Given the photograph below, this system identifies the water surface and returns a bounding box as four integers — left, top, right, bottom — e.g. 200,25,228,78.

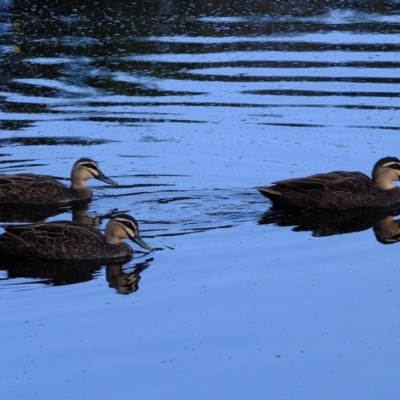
1,1,400,399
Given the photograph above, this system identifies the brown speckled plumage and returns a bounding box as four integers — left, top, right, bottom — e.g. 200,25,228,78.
256,157,400,210
0,214,153,260
0,158,117,205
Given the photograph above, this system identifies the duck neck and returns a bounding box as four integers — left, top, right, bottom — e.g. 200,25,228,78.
104,241,133,258
105,235,123,245
373,170,397,190
70,182,92,200
104,226,126,245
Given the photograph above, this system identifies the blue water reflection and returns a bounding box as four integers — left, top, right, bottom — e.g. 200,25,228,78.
1,1,400,399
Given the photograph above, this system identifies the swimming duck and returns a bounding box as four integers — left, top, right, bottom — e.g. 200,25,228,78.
0,158,117,205
256,157,400,209
0,214,153,260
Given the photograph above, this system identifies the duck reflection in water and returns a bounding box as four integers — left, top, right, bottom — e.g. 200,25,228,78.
0,202,103,225
106,262,150,295
259,206,400,245
0,257,152,295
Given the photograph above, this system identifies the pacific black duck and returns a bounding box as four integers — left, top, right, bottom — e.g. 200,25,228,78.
0,214,153,260
0,158,117,205
256,157,400,209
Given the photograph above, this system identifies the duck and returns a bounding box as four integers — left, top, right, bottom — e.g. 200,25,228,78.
256,157,400,209
0,214,153,260
0,158,117,205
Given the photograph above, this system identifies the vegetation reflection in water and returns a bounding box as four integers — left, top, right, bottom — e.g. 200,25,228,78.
2,0,399,132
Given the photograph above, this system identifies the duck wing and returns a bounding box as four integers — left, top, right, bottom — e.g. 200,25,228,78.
273,171,372,193
3,221,104,258
0,174,70,204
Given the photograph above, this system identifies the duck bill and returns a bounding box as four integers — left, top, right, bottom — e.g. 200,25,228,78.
132,235,153,252
96,172,118,186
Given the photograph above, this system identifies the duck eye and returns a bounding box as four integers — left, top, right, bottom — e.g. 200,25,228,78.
390,163,400,170
79,163,100,176
123,221,135,231
82,162,98,170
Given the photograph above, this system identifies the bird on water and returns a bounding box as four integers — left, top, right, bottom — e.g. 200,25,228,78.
256,157,400,210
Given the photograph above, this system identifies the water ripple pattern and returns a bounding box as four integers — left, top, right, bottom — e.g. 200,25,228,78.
1,3,400,399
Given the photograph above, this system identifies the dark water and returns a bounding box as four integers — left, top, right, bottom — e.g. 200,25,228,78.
1,1,400,399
